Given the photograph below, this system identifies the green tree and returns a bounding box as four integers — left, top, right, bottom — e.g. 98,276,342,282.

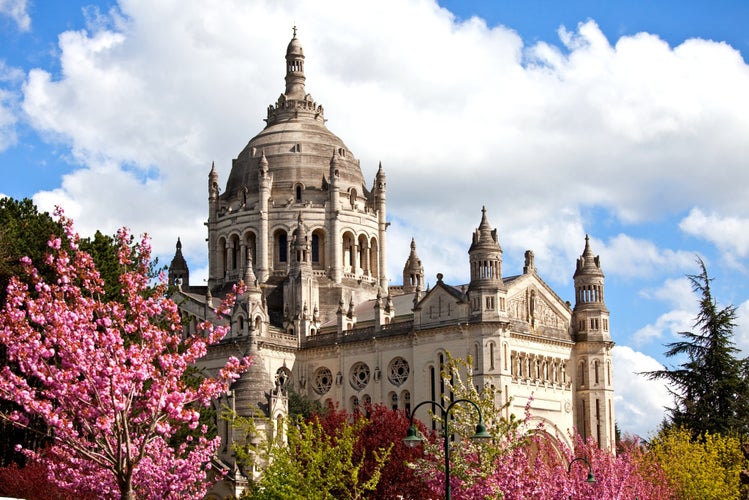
287,386,323,419
0,198,63,305
644,257,749,437
0,198,64,467
235,412,389,499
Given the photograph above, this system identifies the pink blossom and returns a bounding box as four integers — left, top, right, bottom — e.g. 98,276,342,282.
0,211,249,500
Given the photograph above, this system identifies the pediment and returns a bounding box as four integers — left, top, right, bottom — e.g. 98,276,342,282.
506,276,570,330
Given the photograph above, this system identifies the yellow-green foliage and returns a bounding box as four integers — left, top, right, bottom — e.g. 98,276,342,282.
236,413,390,500
648,427,748,500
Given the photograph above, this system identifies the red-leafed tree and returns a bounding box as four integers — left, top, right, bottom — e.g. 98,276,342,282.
0,209,250,500
0,452,97,500
315,403,434,499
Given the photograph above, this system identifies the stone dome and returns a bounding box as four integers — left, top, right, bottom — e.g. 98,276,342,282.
221,31,368,206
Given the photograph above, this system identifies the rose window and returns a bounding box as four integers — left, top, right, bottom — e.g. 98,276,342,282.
349,362,370,390
388,357,410,386
313,367,333,395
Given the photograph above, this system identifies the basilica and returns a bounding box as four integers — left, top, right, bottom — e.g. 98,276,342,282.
168,29,615,493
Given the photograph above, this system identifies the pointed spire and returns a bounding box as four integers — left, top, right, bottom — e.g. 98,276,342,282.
479,205,491,230
469,206,501,253
208,161,219,199
575,234,604,277
403,237,424,293
168,237,189,288
244,249,258,288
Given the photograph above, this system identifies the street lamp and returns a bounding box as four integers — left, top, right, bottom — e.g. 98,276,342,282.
403,398,491,500
567,456,596,484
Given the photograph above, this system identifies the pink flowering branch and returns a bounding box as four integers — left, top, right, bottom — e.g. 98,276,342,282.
0,209,250,500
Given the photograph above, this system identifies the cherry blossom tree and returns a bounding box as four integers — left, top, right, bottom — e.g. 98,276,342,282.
408,353,674,499
0,210,250,500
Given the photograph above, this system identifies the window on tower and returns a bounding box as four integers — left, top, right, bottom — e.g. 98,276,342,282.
279,233,288,262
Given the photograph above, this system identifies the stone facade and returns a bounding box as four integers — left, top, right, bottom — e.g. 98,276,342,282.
169,29,615,487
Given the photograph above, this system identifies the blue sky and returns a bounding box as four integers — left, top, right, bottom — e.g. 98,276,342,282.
2,0,749,437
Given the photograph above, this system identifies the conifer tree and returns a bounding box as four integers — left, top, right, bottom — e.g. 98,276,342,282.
644,257,749,437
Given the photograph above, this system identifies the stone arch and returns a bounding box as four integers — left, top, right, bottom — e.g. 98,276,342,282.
228,233,241,272
526,426,572,464
369,236,379,279
341,230,356,272
217,235,227,277
243,230,258,269
357,233,369,275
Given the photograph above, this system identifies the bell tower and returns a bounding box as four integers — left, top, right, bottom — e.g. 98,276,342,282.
572,235,615,450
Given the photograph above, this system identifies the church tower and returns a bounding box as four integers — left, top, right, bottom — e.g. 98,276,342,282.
467,207,508,322
202,28,387,328
572,235,615,450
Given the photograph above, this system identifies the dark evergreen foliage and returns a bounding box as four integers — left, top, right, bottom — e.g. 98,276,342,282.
643,257,749,437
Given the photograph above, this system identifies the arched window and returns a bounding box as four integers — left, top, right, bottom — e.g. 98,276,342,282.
279,233,287,262
217,236,227,277
390,392,398,411
312,233,320,262
274,229,288,266
402,390,411,415
295,184,302,202
230,235,240,270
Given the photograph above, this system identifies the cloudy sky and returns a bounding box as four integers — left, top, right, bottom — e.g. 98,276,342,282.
2,0,748,438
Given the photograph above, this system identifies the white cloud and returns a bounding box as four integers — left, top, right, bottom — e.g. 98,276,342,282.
16,0,749,292
595,234,695,280
734,300,749,357
680,207,749,267
613,345,671,438
632,278,696,345
0,0,30,31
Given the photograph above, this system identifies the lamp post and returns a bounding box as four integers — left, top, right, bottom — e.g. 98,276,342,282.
403,398,491,500
567,456,596,497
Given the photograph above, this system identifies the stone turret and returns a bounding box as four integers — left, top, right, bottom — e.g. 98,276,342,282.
168,238,189,288
467,207,507,321
572,235,615,450
402,238,424,296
